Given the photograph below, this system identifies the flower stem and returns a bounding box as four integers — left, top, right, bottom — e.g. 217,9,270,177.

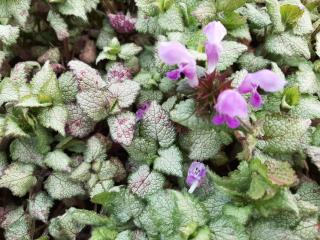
238,118,252,133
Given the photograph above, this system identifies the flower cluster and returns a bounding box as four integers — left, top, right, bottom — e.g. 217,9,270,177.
158,21,286,129
158,21,226,88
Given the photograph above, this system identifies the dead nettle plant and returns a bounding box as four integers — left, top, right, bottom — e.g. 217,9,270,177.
0,0,319,239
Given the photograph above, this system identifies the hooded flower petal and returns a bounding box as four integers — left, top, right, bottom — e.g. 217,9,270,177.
205,42,222,74
204,21,227,45
238,75,258,94
158,41,193,65
240,70,286,93
238,69,286,108
212,90,248,129
215,89,248,118
203,21,227,74
250,69,286,92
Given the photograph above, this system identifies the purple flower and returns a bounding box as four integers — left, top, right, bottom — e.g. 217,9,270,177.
186,161,206,193
108,12,136,34
203,21,227,74
158,41,198,88
212,89,248,129
238,70,286,108
136,102,151,121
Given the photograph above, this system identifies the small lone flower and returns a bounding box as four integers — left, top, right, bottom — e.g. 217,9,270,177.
186,161,207,193
203,21,227,74
108,12,136,34
238,70,286,108
158,41,198,87
212,89,248,128
136,101,151,121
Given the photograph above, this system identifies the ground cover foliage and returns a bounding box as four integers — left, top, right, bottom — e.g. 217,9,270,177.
0,0,319,239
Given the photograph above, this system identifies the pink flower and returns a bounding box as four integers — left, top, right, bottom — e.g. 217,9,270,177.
136,102,151,121
212,89,248,128
158,41,198,88
203,21,227,74
108,12,136,34
186,161,206,193
238,70,286,108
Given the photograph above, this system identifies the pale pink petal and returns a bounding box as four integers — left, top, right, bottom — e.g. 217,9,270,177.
158,41,193,65
238,74,256,94
203,21,227,44
250,70,286,92
205,42,222,74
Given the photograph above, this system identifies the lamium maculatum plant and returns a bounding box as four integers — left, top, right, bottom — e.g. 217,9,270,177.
0,0,319,239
